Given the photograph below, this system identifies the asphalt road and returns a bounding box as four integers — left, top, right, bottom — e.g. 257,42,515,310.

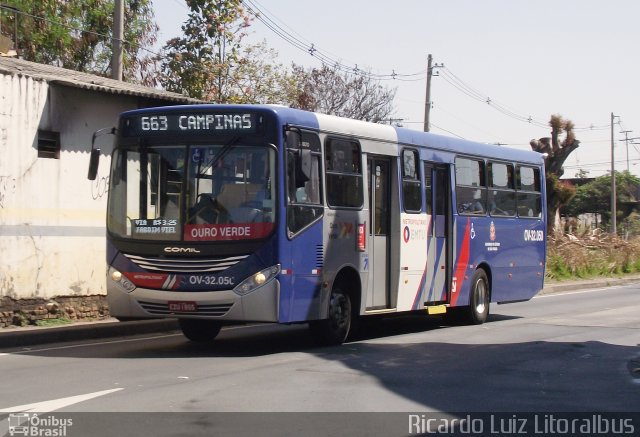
0,283,638,436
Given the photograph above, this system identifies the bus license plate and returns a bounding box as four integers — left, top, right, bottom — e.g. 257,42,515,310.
168,301,197,312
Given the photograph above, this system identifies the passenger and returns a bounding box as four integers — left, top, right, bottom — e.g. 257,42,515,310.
471,189,485,214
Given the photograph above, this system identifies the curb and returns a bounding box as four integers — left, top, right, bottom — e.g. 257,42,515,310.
0,318,179,349
540,275,640,295
1,276,638,349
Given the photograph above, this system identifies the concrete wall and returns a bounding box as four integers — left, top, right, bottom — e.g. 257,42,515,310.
0,73,145,299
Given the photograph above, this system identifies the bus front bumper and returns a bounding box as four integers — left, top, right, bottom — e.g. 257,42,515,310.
106,278,280,323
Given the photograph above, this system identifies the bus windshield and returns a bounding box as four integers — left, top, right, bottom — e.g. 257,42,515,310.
107,143,276,242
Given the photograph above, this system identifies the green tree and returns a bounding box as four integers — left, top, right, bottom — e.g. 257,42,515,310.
564,171,640,228
530,114,580,230
1,0,158,83
159,0,251,101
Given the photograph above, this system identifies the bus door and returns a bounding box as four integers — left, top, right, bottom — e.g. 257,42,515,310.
424,163,451,303
366,156,391,309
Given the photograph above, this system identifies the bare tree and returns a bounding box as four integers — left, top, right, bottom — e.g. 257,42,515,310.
530,114,580,230
291,63,396,123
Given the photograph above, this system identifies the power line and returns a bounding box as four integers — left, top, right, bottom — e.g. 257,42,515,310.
429,122,466,139
436,65,612,132
241,0,427,81
167,0,189,11
239,0,625,137
563,158,640,169
6,1,638,146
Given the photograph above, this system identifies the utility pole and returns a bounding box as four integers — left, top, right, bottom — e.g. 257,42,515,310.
0,4,19,55
423,54,433,132
610,112,618,236
110,0,124,81
423,54,443,132
619,130,632,172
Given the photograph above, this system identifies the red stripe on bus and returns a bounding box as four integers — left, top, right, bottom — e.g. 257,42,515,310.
450,218,471,307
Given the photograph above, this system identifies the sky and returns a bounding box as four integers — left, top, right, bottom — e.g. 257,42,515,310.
154,0,640,178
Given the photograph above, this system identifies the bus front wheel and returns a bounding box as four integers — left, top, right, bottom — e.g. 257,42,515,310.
309,287,352,345
179,319,222,343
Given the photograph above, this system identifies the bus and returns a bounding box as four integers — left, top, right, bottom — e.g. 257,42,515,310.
88,104,546,345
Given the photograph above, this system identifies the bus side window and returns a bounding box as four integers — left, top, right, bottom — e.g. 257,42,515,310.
325,138,363,208
402,149,422,213
516,166,542,218
488,161,516,216
455,157,487,215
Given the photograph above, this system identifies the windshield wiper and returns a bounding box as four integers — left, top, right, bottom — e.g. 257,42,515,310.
198,135,242,176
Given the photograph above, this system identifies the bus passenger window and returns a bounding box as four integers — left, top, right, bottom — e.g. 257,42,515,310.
325,138,363,208
455,157,487,215
488,162,516,216
516,166,542,218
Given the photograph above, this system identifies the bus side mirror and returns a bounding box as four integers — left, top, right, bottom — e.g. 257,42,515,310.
285,129,301,148
285,129,311,182
88,147,100,181
299,149,312,180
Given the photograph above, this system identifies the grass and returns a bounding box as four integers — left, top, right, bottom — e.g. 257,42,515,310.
35,317,73,327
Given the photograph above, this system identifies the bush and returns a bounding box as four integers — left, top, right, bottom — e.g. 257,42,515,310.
546,233,640,281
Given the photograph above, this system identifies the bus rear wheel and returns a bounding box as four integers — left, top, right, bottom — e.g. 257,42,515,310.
465,269,490,324
179,319,222,343
309,287,352,346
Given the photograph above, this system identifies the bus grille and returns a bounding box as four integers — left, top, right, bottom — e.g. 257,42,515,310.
137,300,234,317
123,253,249,273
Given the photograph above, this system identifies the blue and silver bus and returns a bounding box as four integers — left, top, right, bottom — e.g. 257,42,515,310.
89,104,546,345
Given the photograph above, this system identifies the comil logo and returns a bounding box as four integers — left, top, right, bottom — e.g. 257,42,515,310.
7,413,73,436
164,247,201,254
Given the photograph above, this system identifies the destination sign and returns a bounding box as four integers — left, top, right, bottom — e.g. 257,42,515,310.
121,112,259,136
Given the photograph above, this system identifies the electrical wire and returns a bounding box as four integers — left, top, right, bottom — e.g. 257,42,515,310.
3,2,636,143
437,65,613,132
241,0,427,81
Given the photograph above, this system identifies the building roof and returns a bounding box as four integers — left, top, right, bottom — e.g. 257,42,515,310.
0,56,202,104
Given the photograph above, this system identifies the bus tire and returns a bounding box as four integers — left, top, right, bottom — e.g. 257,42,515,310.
310,287,352,345
465,269,490,325
179,319,222,343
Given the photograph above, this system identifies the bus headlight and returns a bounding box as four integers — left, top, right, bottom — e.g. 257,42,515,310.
233,265,280,296
109,267,136,293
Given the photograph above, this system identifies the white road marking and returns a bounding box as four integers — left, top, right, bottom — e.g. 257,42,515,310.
0,388,124,413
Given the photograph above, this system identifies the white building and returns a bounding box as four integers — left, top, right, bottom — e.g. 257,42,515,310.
0,57,199,300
